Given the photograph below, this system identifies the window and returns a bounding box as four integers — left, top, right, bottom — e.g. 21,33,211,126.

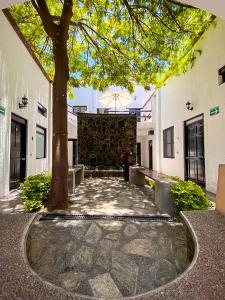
38,102,47,117
36,125,46,159
148,129,154,135
163,126,174,158
218,65,225,85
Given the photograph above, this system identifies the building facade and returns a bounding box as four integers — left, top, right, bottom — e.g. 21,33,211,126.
136,93,155,168
0,11,52,197
150,18,225,193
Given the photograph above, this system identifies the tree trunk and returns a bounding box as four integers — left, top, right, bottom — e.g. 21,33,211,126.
48,36,69,211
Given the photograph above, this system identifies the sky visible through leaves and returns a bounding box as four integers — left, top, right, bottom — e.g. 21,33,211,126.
10,0,214,94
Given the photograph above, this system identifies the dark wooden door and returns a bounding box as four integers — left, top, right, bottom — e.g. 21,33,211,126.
10,115,27,189
185,116,205,186
149,140,153,170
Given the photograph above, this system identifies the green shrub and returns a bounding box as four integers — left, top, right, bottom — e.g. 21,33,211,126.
23,199,43,212
20,173,52,212
161,175,182,182
170,179,211,216
145,178,155,190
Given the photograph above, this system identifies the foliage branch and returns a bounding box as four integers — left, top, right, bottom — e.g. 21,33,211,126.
10,0,214,93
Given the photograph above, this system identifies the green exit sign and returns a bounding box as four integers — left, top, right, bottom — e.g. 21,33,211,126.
0,105,5,115
210,106,219,116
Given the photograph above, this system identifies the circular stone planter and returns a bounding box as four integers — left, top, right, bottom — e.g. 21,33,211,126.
24,214,195,299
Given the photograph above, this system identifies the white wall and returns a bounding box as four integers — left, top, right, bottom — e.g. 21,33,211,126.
0,0,24,9
154,18,225,193
179,0,225,20
68,115,77,140
0,11,52,197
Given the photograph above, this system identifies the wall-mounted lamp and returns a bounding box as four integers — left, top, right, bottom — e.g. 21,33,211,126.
186,101,193,111
19,95,28,108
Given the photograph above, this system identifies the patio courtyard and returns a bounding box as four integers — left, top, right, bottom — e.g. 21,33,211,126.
1,1,225,299
27,177,190,299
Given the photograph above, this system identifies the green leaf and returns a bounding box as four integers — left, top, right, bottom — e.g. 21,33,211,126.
10,1,214,90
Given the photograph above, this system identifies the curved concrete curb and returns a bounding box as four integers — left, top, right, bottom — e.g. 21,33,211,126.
21,213,93,300
22,212,198,300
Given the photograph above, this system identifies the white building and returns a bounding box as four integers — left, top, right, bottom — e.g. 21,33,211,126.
0,10,52,197
136,93,155,168
148,18,225,193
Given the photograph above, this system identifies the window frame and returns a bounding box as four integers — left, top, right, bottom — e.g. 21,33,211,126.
163,126,175,158
37,102,47,117
36,125,46,159
218,65,225,85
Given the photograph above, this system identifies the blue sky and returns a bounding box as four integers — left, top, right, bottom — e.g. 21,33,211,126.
68,85,153,112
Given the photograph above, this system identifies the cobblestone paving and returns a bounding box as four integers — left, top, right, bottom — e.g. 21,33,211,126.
69,177,157,215
27,178,190,299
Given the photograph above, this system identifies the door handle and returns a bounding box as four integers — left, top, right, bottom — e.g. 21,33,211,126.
21,158,26,161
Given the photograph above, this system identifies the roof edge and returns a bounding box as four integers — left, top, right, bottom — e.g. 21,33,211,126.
141,91,156,109
2,8,52,83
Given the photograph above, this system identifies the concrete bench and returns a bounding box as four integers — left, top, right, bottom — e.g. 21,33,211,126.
129,167,175,215
129,166,166,185
68,165,84,195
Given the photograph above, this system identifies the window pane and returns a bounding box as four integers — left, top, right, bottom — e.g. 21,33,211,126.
167,130,171,143
36,126,46,159
166,143,172,157
163,127,174,158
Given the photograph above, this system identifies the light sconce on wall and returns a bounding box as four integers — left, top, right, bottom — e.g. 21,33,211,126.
19,95,28,109
186,101,193,111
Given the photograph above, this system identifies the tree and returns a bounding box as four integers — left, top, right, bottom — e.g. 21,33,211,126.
10,0,214,210
31,0,73,211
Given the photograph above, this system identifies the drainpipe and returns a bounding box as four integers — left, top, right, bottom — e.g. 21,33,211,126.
48,82,53,172
156,89,162,173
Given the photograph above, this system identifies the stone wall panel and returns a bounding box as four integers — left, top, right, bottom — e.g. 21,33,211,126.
78,114,136,168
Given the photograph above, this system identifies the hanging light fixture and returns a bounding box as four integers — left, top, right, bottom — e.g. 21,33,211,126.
186,101,193,111
19,95,28,108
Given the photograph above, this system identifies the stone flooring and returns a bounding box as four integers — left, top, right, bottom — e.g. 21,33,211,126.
27,178,190,299
0,188,24,214
69,177,157,215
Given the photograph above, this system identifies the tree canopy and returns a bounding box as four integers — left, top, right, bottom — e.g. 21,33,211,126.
10,0,214,92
